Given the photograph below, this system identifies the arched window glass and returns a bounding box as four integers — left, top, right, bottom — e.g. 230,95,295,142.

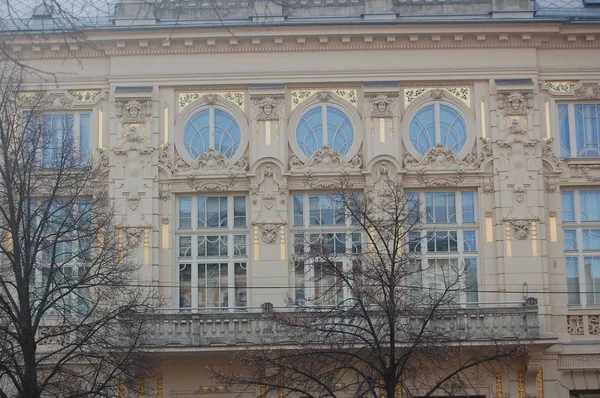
409,103,467,155
184,107,241,159
296,105,354,157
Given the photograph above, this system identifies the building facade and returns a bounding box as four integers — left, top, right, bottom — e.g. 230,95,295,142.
5,0,600,396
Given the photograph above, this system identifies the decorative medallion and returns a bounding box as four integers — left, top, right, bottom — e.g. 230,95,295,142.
504,218,538,240
366,93,397,118
252,95,284,121
252,222,287,244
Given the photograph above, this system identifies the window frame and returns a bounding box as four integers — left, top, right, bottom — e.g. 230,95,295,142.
558,102,600,159
288,92,362,163
36,111,92,168
401,94,475,162
562,189,600,307
176,194,249,311
174,95,249,167
407,190,480,305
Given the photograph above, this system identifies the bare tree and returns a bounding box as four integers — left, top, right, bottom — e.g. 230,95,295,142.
0,59,158,398
214,176,535,398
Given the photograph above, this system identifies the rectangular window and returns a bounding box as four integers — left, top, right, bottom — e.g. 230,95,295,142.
177,195,248,310
40,113,91,167
293,195,304,226
461,192,475,223
425,192,456,223
558,103,600,158
563,190,600,307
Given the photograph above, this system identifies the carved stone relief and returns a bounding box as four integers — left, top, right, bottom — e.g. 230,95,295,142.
496,90,533,116
504,218,538,240
116,98,152,124
482,175,494,194
252,222,287,244
188,148,248,172
290,146,361,170
187,174,236,192
40,93,74,110
124,226,147,248
405,144,472,169
567,315,584,335
417,169,464,187
574,83,600,100
366,93,397,118
158,184,172,200
251,94,284,121
96,147,109,170
541,138,561,169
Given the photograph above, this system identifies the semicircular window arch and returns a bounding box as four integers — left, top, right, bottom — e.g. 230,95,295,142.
409,103,467,155
296,105,354,157
183,107,241,159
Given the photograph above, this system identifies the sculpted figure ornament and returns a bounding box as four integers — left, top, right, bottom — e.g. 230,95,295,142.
253,222,286,244
473,137,493,168
542,138,561,169
96,147,109,169
158,143,176,173
116,98,151,123
407,144,472,169
253,95,283,121
368,93,395,118
497,91,533,116
510,219,532,240
125,227,145,248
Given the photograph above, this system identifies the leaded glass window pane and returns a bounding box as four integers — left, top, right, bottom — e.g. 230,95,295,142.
585,257,600,305
293,195,304,226
409,103,467,156
296,107,323,157
574,104,600,158
295,105,354,157
425,192,456,223
566,257,580,306
439,104,467,153
561,191,575,222
583,229,600,251
183,108,241,159
326,106,353,155
233,196,246,227
409,104,435,155
179,197,192,228
564,230,578,251
558,104,570,158
465,258,478,303
581,190,600,221
79,113,90,162
183,109,210,159
461,192,475,223
463,231,476,252
214,109,241,158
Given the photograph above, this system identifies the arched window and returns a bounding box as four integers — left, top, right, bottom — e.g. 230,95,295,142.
409,103,467,155
296,105,354,157
183,108,241,159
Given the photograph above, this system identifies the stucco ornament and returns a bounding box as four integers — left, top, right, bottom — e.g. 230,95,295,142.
158,143,176,173
405,144,472,169
253,95,283,120
367,93,395,118
497,91,533,116
417,169,464,187
542,138,561,169
290,146,361,170
472,137,493,168
505,218,537,240
40,93,74,110
116,98,151,123
96,147,109,169
513,186,526,203
188,148,248,172
316,91,333,102
574,83,600,100
125,226,145,248
253,222,286,244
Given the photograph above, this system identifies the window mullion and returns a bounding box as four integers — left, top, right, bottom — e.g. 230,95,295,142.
209,108,215,149
228,235,235,310
568,104,577,158
434,103,441,145
191,260,199,312
322,104,328,148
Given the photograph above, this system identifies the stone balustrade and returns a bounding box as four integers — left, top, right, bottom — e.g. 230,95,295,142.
141,301,540,349
567,311,600,336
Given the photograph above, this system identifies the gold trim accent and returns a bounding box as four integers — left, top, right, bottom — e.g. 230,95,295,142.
531,220,538,256
495,369,502,398
390,118,394,136
256,122,261,139
537,368,544,398
69,89,101,103
544,80,579,94
505,221,512,258
370,117,375,137
118,378,125,398
138,379,145,398
276,120,280,139
157,376,163,398
518,370,525,398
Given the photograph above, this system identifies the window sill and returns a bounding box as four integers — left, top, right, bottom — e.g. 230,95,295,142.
564,158,600,167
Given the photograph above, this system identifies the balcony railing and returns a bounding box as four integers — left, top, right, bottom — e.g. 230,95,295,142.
140,299,540,348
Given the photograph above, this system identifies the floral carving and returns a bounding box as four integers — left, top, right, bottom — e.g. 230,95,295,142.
513,186,526,203
252,95,283,120
291,146,361,170
429,89,445,100
253,222,286,244
473,137,493,168
497,91,533,116
590,316,600,335
482,176,494,194
417,169,464,187
116,98,152,123
158,143,176,172
159,184,171,201
124,227,145,248
574,83,600,100
366,93,396,118
316,91,332,102
96,147,109,169
127,192,141,210
567,315,584,335
69,90,102,103
41,93,74,110
188,148,247,172
263,194,275,210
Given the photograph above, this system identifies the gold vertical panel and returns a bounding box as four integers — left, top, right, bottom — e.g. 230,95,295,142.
144,229,150,265
396,383,403,398
531,221,538,257
156,376,163,398
370,117,375,136
118,378,125,398
485,214,494,243
505,222,512,258
164,104,169,144
256,122,261,139
389,118,394,136
260,384,267,397
161,223,169,249
480,98,486,138
98,107,103,147
545,99,551,139
280,225,286,261
118,230,124,264
495,369,502,398
537,368,544,398
549,214,557,242
276,120,280,139
266,120,271,146
379,118,386,143
138,379,144,398
253,225,259,261
518,370,525,398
